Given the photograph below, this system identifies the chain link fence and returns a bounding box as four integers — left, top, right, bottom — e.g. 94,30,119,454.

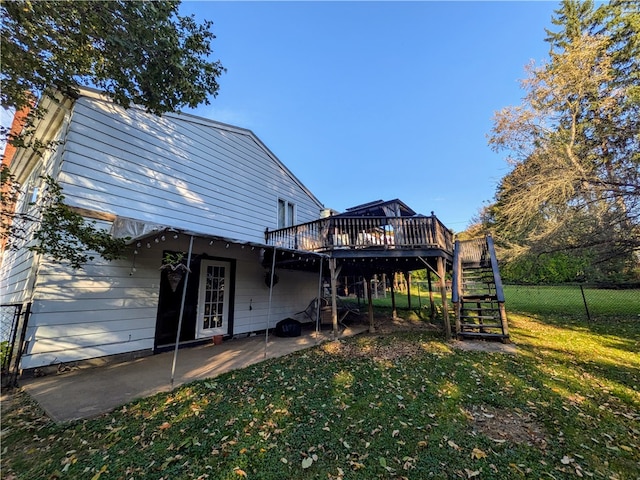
504,284,639,321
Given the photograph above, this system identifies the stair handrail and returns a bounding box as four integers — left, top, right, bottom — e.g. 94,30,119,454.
451,240,462,304
486,234,505,303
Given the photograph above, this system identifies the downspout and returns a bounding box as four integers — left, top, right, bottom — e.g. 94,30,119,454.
170,234,194,389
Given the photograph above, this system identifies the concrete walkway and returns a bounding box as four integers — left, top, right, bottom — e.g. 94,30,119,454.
19,325,368,423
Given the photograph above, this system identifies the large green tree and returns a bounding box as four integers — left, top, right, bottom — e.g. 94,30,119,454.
1,0,225,268
1,0,224,115
487,0,639,283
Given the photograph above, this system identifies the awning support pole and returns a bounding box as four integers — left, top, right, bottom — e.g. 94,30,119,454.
265,247,277,359
315,257,324,339
170,234,194,389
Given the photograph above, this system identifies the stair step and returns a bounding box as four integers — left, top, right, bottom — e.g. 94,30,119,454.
463,295,497,301
458,331,509,340
460,315,499,320
460,323,503,329
461,307,498,312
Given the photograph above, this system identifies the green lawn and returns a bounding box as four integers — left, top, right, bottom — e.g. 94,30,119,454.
504,285,640,320
2,308,639,479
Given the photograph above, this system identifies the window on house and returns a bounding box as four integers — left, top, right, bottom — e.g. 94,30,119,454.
18,168,42,214
277,199,295,228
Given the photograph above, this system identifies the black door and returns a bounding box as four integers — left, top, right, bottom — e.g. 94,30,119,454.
154,254,200,348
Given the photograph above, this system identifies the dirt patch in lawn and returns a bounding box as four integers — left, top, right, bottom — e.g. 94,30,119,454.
321,336,441,362
372,314,441,334
323,313,447,361
466,404,548,449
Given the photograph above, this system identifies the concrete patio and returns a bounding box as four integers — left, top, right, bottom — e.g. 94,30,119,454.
18,324,368,423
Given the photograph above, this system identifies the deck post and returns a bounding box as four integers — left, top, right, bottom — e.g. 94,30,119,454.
427,270,436,320
389,272,397,318
366,276,375,333
329,257,339,338
437,257,451,340
405,271,412,310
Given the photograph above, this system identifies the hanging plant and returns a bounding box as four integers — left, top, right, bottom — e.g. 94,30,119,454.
160,252,191,292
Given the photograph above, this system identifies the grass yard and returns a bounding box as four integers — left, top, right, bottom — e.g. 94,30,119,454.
504,285,640,320
1,307,639,479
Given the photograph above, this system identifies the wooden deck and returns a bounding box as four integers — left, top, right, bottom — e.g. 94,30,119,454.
264,215,454,275
266,215,453,253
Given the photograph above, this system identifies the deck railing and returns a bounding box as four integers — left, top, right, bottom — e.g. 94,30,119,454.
265,215,454,254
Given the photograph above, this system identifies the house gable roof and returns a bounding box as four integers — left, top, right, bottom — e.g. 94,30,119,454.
340,199,417,217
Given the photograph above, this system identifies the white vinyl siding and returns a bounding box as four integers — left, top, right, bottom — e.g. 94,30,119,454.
19,226,160,370
4,91,325,369
1,124,65,306
58,97,323,243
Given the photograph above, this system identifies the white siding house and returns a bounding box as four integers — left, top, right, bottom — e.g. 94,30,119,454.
1,88,325,371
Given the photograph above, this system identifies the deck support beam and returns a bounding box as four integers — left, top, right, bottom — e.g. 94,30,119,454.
390,272,397,318
427,270,436,320
328,258,341,338
365,276,375,333
437,257,451,340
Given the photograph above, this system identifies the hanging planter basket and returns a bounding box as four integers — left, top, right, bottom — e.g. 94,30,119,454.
160,253,191,292
165,268,186,292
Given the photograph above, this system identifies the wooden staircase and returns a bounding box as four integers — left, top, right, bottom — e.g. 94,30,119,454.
451,235,509,342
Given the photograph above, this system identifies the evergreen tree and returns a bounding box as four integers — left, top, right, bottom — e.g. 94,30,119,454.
487,0,639,283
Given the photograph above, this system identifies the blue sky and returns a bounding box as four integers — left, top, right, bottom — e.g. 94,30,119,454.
0,1,561,231
179,1,561,231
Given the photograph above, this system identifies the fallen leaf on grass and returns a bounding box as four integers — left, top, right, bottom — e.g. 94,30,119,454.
302,457,314,469
471,448,487,460
234,467,247,477
465,469,480,478
90,465,108,480
447,440,461,450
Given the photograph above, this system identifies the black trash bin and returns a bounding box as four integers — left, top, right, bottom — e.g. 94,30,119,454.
274,318,302,337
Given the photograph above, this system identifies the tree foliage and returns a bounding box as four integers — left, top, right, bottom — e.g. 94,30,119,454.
487,0,640,282
1,0,224,115
1,0,224,268
2,167,127,269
